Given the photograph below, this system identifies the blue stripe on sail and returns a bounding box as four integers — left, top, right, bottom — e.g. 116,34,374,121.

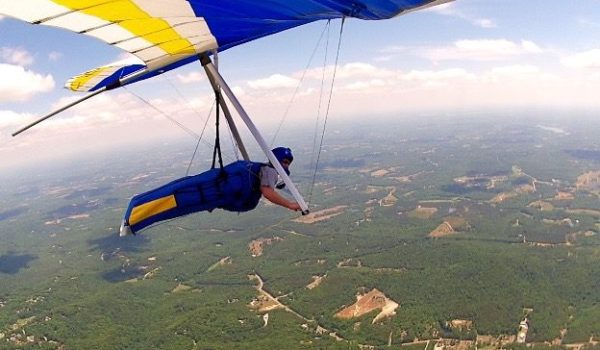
189,0,436,50
93,0,438,91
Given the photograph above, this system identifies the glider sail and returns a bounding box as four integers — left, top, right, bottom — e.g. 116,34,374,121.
0,0,452,92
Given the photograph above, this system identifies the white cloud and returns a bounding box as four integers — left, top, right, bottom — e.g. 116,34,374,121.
342,79,386,91
4,55,600,171
521,40,543,53
474,19,496,29
247,74,298,89
423,39,543,61
577,18,600,29
0,90,217,168
401,68,475,82
48,51,63,62
0,110,33,128
232,86,246,97
0,64,55,102
177,71,204,84
375,46,409,62
302,62,395,80
336,63,394,79
561,49,600,69
22,90,214,139
48,93,137,128
230,59,600,123
0,47,34,66
186,97,209,110
426,3,496,28
483,65,541,83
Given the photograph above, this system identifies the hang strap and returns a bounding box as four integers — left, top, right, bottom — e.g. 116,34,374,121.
211,90,225,170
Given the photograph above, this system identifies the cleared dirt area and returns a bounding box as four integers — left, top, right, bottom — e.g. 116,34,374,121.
306,275,326,290
207,256,232,272
335,289,398,324
446,216,468,229
292,205,348,224
566,208,600,217
555,191,575,200
171,283,194,293
542,218,574,226
490,192,517,203
490,184,535,203
380,188,398,207
248,295,281,313
408,206,438,219
429,222,454,237
566,231,597,244
363,185,384,194
429,217,468,237
371,169,390,177
429,216,470,238
518,183,536,193
453,175,509,190
337,258,362,268
248,237,283,257
143,267,161,280
576,171,600,191
391,171,426,183
528,200,555,211
490,182,536,203
392,175,412,183
450,319,473,330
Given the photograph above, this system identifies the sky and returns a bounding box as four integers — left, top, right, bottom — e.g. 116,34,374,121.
1,0,600,171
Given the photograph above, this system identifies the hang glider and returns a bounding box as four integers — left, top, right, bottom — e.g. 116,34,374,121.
1,0,453,233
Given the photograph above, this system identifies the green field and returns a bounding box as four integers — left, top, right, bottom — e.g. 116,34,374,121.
1,115,599,349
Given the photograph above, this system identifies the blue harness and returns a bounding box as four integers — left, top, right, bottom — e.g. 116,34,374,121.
122,160,264,234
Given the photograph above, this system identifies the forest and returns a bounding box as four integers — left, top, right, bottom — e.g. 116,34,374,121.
0,116,599,349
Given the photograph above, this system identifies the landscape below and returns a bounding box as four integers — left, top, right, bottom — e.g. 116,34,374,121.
0,115,599,349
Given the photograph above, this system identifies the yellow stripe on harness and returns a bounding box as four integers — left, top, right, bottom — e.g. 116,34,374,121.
129,195,177,226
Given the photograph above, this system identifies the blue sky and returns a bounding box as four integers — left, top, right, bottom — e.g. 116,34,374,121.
1,0,600,170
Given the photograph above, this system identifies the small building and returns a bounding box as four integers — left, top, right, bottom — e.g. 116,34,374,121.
517,319,529,343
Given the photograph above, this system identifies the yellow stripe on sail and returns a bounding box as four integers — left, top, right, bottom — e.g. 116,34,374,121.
129,195,177,226
53,0,195,55
66,65,111,91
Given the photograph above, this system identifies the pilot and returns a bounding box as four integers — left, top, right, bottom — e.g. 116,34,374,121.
260,147,301,211
121,146,301,236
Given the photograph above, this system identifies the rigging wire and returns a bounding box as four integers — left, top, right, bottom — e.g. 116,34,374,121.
308,17,346,204
162,74,219,176
270,21,331,147
309,20,331,196
123,86,236,171
123,86,204,141
124,86,202,139
225,116,240,161
186,100,215,175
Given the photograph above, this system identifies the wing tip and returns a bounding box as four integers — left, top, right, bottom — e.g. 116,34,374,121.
65,63,147,92
120,220,135,237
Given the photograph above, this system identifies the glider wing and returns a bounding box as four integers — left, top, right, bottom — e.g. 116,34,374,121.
1,0,452,92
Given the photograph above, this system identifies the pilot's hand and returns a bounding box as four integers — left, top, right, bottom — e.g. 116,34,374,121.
288,202,301,211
